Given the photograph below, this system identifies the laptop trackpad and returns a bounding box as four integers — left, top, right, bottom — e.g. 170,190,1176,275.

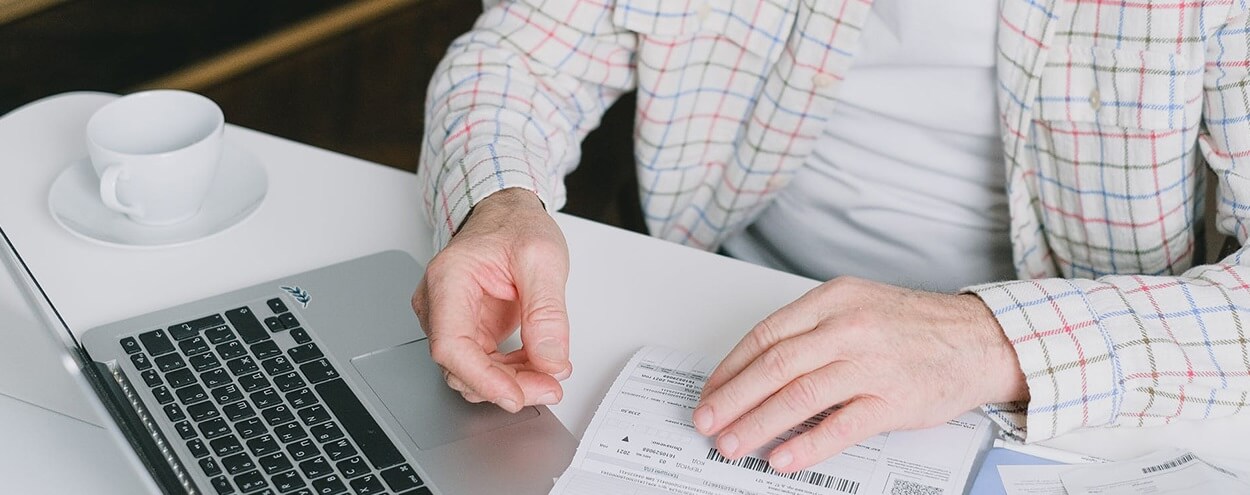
351,339,539,450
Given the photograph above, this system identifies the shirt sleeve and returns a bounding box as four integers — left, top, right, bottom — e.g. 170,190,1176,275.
968,8,1250,442
418,0,637,248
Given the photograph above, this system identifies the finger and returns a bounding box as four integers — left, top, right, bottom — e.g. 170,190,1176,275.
429,334,525,412
513,242,572,374
703,295,823,399
514,370,564,405
695,332,834,435
767,397,891,473
713,362,858,460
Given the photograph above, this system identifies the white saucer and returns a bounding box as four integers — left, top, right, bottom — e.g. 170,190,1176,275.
49,142,268,248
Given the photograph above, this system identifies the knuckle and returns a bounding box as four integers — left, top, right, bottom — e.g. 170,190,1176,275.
783,374,825,411
826,409,862,441
524,296,568,324
759,346,795,383
750,317,784,350
428,340,456,367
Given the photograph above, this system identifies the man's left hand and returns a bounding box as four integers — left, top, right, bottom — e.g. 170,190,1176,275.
694,277,1028,473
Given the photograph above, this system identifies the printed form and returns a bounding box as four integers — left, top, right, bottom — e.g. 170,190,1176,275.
551,346,994,495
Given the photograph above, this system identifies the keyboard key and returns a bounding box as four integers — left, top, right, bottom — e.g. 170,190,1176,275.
279,313,300,329
187,438,210,458
297,405,331,427
274,372,305,393
151,386,174,405
130,353,152,370
289,328,311,345
211,475,235,495
262,404,295,426
299,360,339,385
264,317,284,332
272,470,306,493
206,326,236,345
170,314,226,340
316,379,404,469
247,434,281,457
349,474,384,495
287,439,319,462
322,439,356,462
211,436,245,457
403,488,433,495
239,372,270,393
164,403,186,422
140,369,162,387
222,452,257,475
155,353,186,373
167,368,197,388
138,329,175,356
233,469,268,493
173,420,196,440
235,417,268,440
217,341,248,360
251,341,282,361
200,457,223,477
242,390,277,412
200,418,232,439
310,474,346,495
226,307,270,344
176,384,209,404
267,298,288,314
200,368,231,388
299,457,334,480
188,401,219,422
262,356,294,375
212,384,244,405
190,352,222,372
380,465,422,492
309,423,343,443
285,388,317,409
228,356,260,376
120,337,141,354
179,336,211,356
224,401,257,422
258,451,293,475
274,422,307,444
335,456,368,479
286,344,324,365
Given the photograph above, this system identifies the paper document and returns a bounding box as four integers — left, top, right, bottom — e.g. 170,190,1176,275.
1059,449,1250,495
997,465,1082,495
551,346,995,495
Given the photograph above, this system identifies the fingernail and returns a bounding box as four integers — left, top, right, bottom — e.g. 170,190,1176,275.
770,450,793,470
718,433,739,457
537,392,559,405
497,398,520,412
693,405,713,433
534,338,566,363
554,366,572,381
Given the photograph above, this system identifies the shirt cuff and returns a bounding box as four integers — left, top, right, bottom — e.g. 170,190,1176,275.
965,278,1127,442
428,147,556,250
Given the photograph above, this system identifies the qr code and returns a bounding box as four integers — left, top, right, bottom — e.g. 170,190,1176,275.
889,479,943,495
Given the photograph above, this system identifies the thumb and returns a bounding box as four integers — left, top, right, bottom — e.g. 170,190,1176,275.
514,243,571,375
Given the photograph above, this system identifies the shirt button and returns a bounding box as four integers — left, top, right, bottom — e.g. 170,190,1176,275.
697,3,712,21
1089,88,1101,110
812,73,836,88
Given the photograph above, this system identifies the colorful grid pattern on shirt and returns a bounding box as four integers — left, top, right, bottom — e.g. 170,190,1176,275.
419,0,1250,442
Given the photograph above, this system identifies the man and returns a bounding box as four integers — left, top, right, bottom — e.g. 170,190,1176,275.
413,0,1250,474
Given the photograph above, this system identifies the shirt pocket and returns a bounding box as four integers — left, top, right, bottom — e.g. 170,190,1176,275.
1035,45,1201,131
613,0,796,59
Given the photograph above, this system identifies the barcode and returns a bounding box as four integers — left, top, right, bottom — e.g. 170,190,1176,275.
706,448,860,494
1142,453,1196,474
890,479,943,495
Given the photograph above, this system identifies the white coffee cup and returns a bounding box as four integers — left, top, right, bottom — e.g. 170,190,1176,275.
86,90,225,225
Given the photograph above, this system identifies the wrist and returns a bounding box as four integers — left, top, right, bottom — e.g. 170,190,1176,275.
959,294,1029,404
461,188,545,230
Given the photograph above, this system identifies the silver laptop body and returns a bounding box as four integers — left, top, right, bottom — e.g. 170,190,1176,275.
3,235,575,495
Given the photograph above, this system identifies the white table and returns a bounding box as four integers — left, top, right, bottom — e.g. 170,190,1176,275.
1,93,1245,493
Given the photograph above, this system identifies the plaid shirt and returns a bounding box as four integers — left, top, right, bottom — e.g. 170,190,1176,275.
419,0,1250,442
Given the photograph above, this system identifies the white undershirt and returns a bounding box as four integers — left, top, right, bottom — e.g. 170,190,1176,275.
722,0,1013,292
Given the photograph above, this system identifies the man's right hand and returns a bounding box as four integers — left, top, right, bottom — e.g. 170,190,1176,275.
412,188,572,413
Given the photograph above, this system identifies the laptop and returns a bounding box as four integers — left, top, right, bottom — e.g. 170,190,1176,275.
0,227,576,495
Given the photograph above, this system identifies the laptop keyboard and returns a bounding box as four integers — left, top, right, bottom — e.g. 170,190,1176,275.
119,298,431,495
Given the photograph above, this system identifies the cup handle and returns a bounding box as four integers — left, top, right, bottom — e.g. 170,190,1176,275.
98,163,144,217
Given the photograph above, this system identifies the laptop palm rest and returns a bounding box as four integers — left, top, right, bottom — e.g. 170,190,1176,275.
351,339,540,450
